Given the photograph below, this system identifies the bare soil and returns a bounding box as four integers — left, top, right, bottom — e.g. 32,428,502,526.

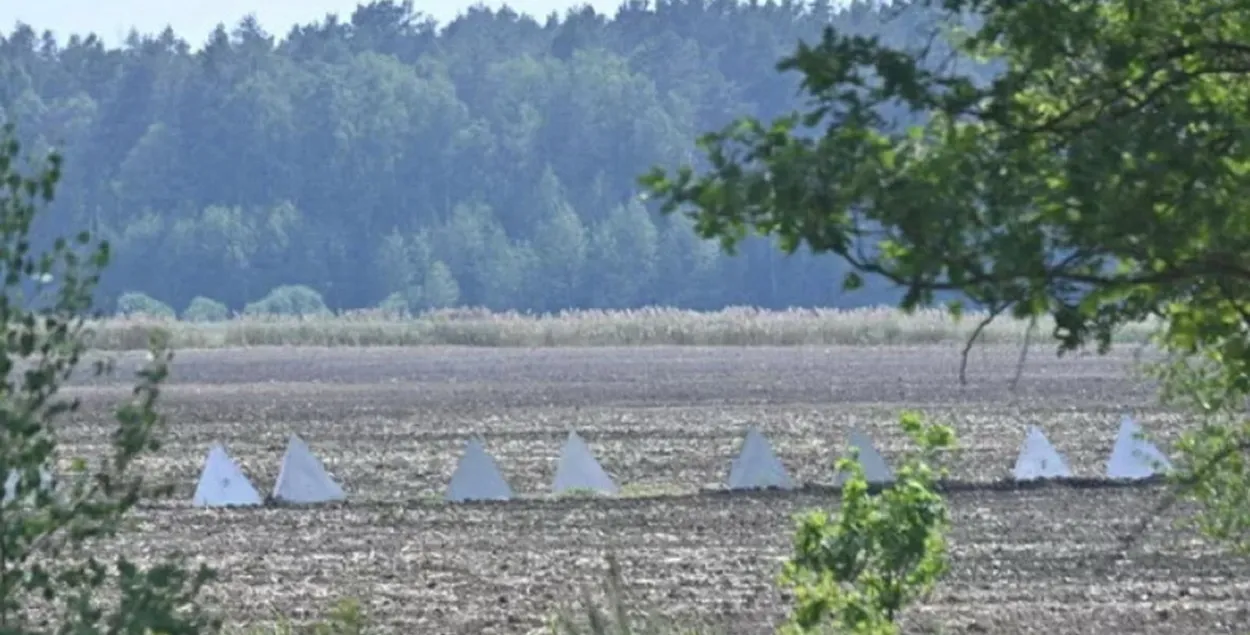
55,345,1250,634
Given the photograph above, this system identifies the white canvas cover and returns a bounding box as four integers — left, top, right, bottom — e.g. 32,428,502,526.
552,431,618,495
446,437,513,502
1013,426,1072,481
272,435,346,503
727,427,794,490
192,443,262,507
834,430,895,485
3,468,53,503
1106,415,1172,480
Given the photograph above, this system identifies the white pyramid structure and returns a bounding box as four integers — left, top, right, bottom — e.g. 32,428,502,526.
3,468,54,503
834,430,895,485
1106,415,1172,480
272,435,346,504
446,437,513,502
727,427,794,490
1012,426,1072,481
192,443,262,507
552,431,618,495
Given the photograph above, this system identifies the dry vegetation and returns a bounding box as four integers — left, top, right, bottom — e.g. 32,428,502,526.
89,306,1161,350
52,340,1250,634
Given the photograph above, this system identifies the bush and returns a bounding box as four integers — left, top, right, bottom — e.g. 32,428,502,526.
244,284,330,317
417,260,461,310
376,292,409,316
116,290,176,318
780,412,954,634
0,123,217,631
184,295,230,322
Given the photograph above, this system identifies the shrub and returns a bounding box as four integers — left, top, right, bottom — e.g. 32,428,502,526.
376,292,409,316
244,284,330,317
116,290,176,318
643,0,1250,558
417,260,460,310
779,412,954,634
0,123,217,631
184,295,230,322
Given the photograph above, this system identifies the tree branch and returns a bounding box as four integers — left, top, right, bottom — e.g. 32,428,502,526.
959,305,1004,385
1008,314,1037,392
1117,434,1250,557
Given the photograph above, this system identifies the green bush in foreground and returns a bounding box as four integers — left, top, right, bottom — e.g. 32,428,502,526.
0,123,216,631
781,412,953,634
547,414,954,635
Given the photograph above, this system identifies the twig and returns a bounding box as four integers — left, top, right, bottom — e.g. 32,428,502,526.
1116,435,1250,557
1008,314,1037,391
959,307,1003,385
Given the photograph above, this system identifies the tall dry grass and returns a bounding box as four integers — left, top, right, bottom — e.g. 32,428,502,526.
85,306,1160,351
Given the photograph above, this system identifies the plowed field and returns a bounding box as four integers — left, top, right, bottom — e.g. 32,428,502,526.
57,345,1250,634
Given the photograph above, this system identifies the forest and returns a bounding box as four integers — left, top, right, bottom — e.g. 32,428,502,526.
0,0,995,315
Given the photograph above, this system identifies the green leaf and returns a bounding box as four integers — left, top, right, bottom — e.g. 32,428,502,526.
780,412,953,631
0,122,216,633
640,0,1250,556
843,271,864,291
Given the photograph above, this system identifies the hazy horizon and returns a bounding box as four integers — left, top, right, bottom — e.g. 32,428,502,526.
3,0,619,47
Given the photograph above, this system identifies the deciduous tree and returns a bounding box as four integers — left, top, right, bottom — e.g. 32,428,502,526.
642,0,1250,549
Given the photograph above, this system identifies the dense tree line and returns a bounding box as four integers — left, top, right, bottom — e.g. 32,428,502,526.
1,0,993,315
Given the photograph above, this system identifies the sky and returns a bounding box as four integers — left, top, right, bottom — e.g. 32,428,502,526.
3,0,618,47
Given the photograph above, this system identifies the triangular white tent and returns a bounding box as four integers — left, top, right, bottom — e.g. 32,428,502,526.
552,431,618,495
3,468,54,503
834,430,895,485
272,435,346,503
192,443,262,507
727,427,794,490
446,437,513,502
1013,426,1072,481
1106,415,1172,480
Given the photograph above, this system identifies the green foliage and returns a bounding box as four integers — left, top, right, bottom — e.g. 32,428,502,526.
372,240,460,314
376,292,409,316
1169,415,1250,551
116,291,176,319
1149,350,1250,553
0,123,217,631
310,600,367,635
780,413,953,635
586,203,659,309
244,285,330,318
417,261,461,310
1,5,953,314
530,168,590,311
372,229,418,307
183,296,230,322
641,0,1250,551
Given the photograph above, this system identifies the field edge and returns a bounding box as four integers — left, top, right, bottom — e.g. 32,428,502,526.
89,306,1161,351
